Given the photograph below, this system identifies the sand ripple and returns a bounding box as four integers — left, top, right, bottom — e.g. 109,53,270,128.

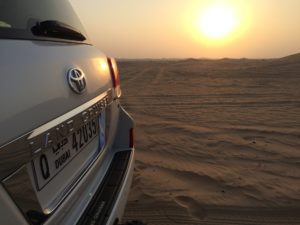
119,57,300,224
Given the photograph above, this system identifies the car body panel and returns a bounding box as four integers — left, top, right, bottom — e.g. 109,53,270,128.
0,40,111,146
0,185,28,225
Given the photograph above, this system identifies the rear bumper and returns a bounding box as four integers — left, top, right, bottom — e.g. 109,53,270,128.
78,149,134,225
106,149,134,225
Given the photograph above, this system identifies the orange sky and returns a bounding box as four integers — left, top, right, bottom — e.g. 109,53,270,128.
71,0,300,59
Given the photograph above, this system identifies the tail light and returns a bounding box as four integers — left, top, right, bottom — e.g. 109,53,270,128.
107,57,121,98
129,128,134,148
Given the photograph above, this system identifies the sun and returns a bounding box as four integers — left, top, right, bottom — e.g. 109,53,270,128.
199,4,238,40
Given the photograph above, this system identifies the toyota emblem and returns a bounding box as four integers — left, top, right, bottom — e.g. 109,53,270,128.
67,68,86,94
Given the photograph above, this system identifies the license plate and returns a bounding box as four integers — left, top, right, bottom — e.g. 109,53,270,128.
32,116,104,190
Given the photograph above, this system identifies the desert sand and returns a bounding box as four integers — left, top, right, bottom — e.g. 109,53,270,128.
119,54,300,224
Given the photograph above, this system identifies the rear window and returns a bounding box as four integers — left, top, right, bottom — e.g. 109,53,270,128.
0,0,90,44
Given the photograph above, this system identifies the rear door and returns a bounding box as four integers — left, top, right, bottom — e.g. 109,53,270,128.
0,0,114,223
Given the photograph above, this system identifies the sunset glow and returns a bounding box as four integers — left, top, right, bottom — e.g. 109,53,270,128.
199,4,238,40
71,0,300,58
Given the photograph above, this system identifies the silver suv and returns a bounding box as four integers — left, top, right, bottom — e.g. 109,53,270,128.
0,1,134,225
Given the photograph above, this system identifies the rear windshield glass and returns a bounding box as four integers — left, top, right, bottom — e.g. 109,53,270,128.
0,0,89,44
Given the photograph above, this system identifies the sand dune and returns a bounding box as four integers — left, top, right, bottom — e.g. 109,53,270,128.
119,55,300,224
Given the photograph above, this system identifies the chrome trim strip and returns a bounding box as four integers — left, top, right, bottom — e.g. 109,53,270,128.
28,90,109,139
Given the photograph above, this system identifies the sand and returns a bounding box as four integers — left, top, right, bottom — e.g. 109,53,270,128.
119,54,300,224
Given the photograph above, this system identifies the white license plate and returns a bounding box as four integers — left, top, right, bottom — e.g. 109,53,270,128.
32,116,104,190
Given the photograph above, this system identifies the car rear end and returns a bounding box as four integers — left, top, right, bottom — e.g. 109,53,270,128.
0,1,134,225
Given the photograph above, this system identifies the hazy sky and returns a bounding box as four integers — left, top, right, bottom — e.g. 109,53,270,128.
71,0,300,59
